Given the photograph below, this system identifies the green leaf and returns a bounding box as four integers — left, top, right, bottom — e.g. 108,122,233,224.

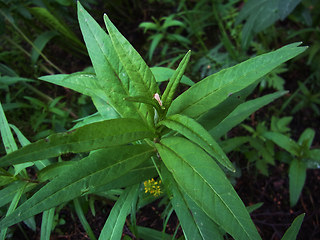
136,226,172,240
156,137,261,240
0,102,17,154
184,193,224,239
161,166,204,239
90,160,157,195
98,184,139,240
278,0,301,20
31,31,58,64
161,50,191,108
0,118,155,167
103,11,160,127
0,182,26,240
298,128,315,149
281,213,305,240
9,124,51,171
0,181,37,208
74,198,96,240
29,7,85,51
149,33,163,60
198,83,256,131
39,73,108,101
210,91,287,139
150,67,194,86
77,2,148,124
263,131,299,156
289,159,306,207
0,144,154,229
40,208,55,240
158,114,235,172
168,43,307,118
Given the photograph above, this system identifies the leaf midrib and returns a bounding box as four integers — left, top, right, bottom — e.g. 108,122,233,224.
161,143,252,240
2,148,153,227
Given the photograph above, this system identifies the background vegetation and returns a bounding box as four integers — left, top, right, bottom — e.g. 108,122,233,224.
0,0,319,239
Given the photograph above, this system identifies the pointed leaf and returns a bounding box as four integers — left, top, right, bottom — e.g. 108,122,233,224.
281,213,305,240
156,137,261,240
158,114,235,172
98,184,139,240
0,118,155,167
40,208,55,240
263,131,299,156
161,166,203,239
289,159,306,207
150,67,194,86
103,12,160,127
77,2,148,124
210,91,287,139
0,144,154,229
39,73,108,101
168,43,307,118
162,50,191,108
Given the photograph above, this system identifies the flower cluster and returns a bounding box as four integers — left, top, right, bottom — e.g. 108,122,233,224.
143,178,162,197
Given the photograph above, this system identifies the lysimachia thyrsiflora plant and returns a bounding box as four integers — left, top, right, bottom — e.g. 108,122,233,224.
0,2,307,239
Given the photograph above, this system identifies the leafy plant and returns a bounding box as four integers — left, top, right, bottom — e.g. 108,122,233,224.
0,2,308,239
263,128,320,207
139,14,191,61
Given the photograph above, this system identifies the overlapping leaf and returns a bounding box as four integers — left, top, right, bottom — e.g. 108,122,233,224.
168,42,307,119
210,91,287,139
0,118,155,167
103,11,160,127
161,50,191,108
158,114,234,172
0,144,154,229
156,137,261,240
77,2,149,124
98,184,139,240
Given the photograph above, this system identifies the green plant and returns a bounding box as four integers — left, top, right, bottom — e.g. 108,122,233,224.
139,15,191,61
263,128,320,207
0,2,308,239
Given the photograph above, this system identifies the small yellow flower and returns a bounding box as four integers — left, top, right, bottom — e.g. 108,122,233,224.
144,178,162,197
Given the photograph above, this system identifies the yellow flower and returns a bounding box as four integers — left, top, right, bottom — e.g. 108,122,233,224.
144,178,162,197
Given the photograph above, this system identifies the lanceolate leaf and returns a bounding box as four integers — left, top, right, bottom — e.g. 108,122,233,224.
39,73,108,102
103,13,160,127
158,114,235,172
150,67,194,86
0,144,154,229
77,2,148,124
161,166,203,239
98,184,139,240
0,118,155,167
263,131,299,156
210,91,287,139
168,42,307,118
281,213,305,240
156,137,261,240
289,159,306,207
162,50,191,108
